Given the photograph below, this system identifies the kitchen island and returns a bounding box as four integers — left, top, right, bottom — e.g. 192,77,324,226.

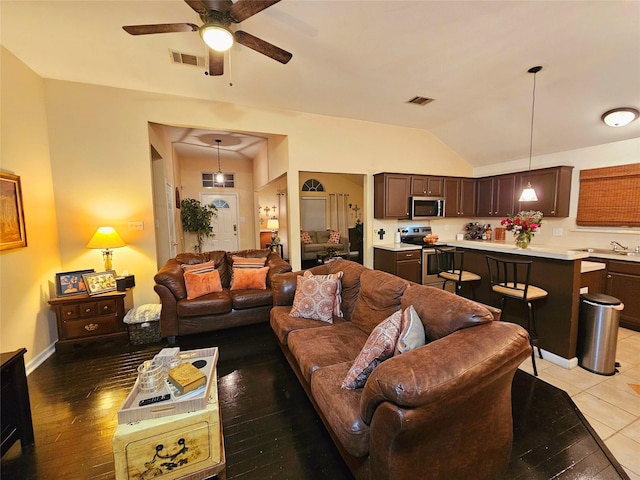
449,240,590,367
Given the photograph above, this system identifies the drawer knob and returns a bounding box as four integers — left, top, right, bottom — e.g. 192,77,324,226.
84,308,92,313
84,323,99,332
66,311,73,317
102,305,109,311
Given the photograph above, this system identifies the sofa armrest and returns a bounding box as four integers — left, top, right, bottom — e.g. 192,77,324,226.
359,321,530,424
154,283,179,338
266,251,293,287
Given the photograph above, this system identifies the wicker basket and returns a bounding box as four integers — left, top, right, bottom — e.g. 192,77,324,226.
128,321,161,345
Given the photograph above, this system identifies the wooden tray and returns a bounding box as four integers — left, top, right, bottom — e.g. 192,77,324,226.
117,347,218,424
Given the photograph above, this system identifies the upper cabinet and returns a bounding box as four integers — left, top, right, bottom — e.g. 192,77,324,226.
445,177,476,217
374,173,411,219
475,174,516,217
516,166,573,217
410,175,445,197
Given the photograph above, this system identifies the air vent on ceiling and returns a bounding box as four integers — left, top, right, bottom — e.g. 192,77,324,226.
169,50,205,68
406,96,435,106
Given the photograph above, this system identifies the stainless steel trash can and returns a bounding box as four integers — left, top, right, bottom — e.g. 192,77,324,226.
577,293,624,375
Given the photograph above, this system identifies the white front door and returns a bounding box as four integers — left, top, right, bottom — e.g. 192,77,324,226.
200,193,239,252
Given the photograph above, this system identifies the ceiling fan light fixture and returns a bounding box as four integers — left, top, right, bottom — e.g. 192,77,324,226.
601,108,639,128
200,23,234,52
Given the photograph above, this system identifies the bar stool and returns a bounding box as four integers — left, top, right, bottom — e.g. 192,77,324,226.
485,255,548,376
434,247,481,299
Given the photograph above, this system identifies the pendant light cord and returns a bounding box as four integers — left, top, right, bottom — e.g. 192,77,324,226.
527,66,542,182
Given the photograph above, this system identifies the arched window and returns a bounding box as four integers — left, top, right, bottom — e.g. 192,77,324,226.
302,178,325,192
210,199,229,209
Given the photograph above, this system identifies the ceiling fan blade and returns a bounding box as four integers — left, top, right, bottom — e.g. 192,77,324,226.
123,23,198,35
208,49,224,76
185,0,232,16
228,0,280,23
234,30,292,64
184,0,210,15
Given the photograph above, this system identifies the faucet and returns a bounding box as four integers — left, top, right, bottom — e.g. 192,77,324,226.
610,241,628,251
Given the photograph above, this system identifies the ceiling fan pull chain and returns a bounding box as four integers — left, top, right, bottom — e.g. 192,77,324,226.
228,49,233,87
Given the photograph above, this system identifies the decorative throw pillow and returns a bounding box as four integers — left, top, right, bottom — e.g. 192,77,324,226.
341,310,402,390
182,260,216,274
303,270,344,317
230,266,269,291
289,275,339,323
394,305,426,356
184,269,223,300
300,231,313,245
232,256,267,268
328,231,341,244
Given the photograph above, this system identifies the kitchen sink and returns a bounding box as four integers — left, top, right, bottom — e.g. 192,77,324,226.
577,248,637,256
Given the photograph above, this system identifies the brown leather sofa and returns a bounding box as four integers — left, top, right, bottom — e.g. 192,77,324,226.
154,249,291,344
270,259,531,480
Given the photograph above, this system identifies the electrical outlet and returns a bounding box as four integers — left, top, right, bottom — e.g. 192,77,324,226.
552,228,563,236
128,221,144,231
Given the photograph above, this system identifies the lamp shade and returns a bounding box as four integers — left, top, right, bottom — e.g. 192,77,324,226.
266,218,280,230
86,226,126,250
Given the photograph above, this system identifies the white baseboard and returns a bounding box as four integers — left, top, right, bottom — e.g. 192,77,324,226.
540,348,579,369
26,343,56,376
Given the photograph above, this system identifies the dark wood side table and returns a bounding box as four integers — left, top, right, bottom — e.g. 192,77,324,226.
49,290,133,354
1,348,35,456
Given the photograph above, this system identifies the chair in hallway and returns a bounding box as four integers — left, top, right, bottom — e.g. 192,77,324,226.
434,247,481,299
485,255,548,376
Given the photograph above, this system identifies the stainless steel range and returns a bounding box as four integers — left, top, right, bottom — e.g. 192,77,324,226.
399,226,448,285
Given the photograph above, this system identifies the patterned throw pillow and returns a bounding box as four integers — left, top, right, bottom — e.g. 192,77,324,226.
328,231,341,244
232,256,267,268
289,275,339,323
300,231,313,245
394,305,426,356
230,266,269,291
182,260,216,274
341,310,402,390
303,270,344,317
184,269,223,300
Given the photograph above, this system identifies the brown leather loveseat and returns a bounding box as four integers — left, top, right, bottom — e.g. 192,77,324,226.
270,259,531,480
154,249,291,344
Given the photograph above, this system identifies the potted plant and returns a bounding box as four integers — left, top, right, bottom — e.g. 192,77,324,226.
180,198,217,252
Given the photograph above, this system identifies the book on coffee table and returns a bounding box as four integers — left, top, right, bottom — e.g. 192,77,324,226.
167,362,206,394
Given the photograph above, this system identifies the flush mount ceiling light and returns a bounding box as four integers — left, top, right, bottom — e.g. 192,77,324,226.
601,108,639,128
519,66,542,203
200,23,234,52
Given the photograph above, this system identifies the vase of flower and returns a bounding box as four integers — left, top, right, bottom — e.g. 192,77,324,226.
515,234,530,249
501,210,543,249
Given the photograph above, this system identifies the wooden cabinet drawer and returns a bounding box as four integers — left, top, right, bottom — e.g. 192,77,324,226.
63,315,122,339
60,304,80,320
395,250,421,261
78,299,117,317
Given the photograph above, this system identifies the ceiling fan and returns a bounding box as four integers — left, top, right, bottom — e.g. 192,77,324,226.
123,0,292,76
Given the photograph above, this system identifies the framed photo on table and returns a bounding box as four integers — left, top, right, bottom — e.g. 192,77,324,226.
0,172,27,251
55,269,94,297
82,270,118,296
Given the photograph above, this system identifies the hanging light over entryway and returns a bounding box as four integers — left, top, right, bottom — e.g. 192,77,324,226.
215,139,224,184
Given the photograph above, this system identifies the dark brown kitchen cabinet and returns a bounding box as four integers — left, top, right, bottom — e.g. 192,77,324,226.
606,260,640,331
374,248,421,283
475,174,516,217
374,173,411,219
445,177,476,217
411,175,444,197
516,166,573,217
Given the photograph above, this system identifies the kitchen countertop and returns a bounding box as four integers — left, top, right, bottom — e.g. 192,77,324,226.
581,261,607,273
373,243,422,252
448,240,590,261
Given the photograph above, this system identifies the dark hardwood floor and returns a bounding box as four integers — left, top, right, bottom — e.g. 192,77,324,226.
1,322,629,479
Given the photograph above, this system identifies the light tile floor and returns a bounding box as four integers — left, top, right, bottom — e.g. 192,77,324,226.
518,327,640,479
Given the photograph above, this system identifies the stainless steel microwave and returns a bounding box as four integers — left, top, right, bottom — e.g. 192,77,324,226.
410,196,445,219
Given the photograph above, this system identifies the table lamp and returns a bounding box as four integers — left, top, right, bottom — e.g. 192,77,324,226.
86,226,126,271
266,217,279,243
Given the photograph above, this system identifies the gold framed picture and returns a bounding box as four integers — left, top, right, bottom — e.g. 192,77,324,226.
0,172,27,251
82,270,118,296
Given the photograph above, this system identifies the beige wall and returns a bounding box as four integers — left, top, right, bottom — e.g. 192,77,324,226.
0,47,61,368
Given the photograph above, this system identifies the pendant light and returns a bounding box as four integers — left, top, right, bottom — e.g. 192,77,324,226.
215,139,224,184
519,66,542,203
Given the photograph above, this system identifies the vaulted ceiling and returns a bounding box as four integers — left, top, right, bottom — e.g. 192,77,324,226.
2,0,639,166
